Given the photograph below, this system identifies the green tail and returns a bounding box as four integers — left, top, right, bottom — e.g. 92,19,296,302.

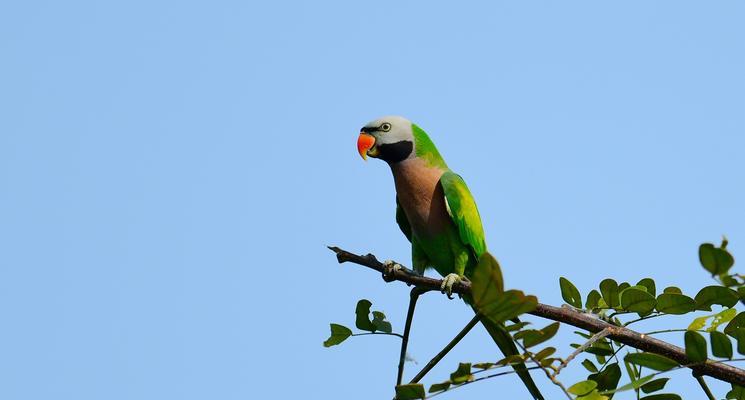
474,307,545,400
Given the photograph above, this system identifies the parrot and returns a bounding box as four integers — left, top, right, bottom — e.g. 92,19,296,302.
356,115,544,400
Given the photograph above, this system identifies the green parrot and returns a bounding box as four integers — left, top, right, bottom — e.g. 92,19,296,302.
356,116,544,400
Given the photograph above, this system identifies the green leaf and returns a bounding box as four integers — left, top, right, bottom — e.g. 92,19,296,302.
725,312,745,337
689,315,712,331
694,285,740,311
395,383,425,400
586,290,601,309
684,331,707,363
582,359,599,372
736,328,745,355
449,362,472,384
574,344,614,356
355,299,376,332
471,252,504,295
588,363,622,396
496,354,525,366
620,287,657,316
560,277,583,308
710,308,738,332
624,359,638,381
568,380,598,396
478,289,538,324
574,330,592,339
700,242,735,276
728,384,745,400
472,254,537,323
624,353,678,371
504,321,531,332
723,275,740,287
639,394,681,400
711,331,733,359
662,286,682,294
640,378,669,394
371,311,392,333
655,293,696,314
540,357,558,367
593,339,613,355
428,382,450,393
473,362,494,370
516,322,560,348
571,338,614,356
600,279,620,308
323,323,352,347
578,390,610,400
534,347,556,361
637,278,656,297
605,375,654,394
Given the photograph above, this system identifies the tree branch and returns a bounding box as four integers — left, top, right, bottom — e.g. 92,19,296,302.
328,246,745,387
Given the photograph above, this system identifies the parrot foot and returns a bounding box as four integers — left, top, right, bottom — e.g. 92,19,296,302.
440,273,463,299
382,260,404,282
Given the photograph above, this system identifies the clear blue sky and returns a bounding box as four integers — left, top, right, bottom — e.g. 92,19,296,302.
1,1,743,399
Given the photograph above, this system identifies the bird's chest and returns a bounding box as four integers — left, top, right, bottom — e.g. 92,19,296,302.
392,162,450,236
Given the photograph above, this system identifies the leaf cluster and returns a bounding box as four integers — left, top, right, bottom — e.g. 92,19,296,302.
323,299,396,347
560,239,744,399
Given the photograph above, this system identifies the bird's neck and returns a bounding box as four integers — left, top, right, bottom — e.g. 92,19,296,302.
390,157,445,183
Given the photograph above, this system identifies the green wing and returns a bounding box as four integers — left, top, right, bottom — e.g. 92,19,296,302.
439,171,487,257
395,197,412,242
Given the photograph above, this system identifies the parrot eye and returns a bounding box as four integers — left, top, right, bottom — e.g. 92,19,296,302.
380,123,392,132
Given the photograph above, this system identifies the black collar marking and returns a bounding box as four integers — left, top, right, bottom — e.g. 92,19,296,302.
378,140,413,163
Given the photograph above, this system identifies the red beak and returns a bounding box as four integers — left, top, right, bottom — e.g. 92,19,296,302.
357,133,376,160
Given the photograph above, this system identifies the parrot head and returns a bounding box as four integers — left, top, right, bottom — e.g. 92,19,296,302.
357,116,415,163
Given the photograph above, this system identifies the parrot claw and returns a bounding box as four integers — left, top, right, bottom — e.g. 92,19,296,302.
382,260,403,282
440,273,463,299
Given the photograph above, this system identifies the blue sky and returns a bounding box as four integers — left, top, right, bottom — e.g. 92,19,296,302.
1,1,743,399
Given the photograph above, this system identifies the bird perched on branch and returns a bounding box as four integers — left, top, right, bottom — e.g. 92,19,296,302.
356,116,543,400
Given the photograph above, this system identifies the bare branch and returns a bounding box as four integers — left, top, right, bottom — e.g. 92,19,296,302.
328,246,745,387
515,339,572,399
553,327,612,378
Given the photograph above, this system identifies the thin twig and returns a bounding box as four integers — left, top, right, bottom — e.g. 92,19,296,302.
515,340,572,399
694,373,716,400
623,313,664,327
328,246,745,387
598,343,626,372
397,287,429,386
425,366,543,399
643,328,710,336
351,332,405,339
409,315,481,383
609,340,621,365
554,327,613,377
